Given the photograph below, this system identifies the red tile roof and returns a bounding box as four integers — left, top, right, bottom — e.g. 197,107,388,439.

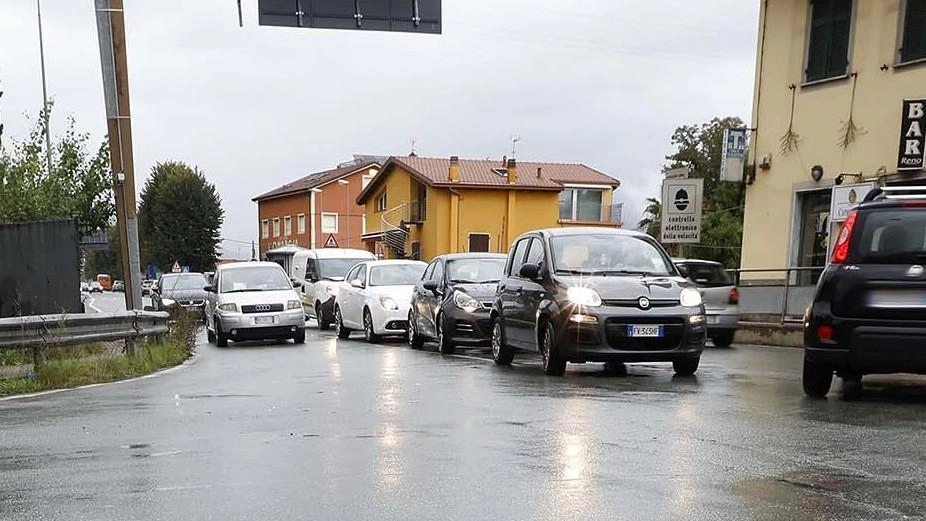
252,160,380,202
358,156,619,203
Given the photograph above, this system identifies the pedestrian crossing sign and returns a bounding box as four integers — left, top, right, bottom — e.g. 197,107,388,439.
324,234,339,248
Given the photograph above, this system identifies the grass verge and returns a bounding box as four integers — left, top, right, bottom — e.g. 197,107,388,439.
0,311,197,397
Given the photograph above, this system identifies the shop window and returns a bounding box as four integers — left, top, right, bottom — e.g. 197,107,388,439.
796,189,832,285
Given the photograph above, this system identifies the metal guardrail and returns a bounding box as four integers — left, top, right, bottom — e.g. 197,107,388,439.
0,311,170,355
725,266,825,326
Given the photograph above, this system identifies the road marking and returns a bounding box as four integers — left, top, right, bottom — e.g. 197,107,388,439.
85,297,103,313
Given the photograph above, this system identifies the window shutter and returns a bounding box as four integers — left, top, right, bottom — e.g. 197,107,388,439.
805,0,853,82
903,0,926,62
806,0,832,81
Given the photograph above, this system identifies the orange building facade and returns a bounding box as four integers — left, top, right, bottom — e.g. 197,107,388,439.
253,160,381,256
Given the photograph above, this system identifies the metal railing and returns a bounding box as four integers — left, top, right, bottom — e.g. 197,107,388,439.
726,266,825,326
0,310,170,367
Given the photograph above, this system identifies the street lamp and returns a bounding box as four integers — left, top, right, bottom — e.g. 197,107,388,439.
337,179,350,247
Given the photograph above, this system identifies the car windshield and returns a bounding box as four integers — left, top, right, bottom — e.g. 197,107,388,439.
160,274,208,292
677,263,732,287
318,258,370,280
447,258,506,283
853,209,926,264
550,234,675,276
368,264,426,287
220,266,292,293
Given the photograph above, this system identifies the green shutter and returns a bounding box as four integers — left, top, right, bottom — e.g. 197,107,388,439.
806,0,853,82
902,0,926,63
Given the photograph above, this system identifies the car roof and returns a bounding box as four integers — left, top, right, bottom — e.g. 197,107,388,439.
310,248,376,259
359,260,427,268
217,261,282,271
435,253,508,261
516,227,651,241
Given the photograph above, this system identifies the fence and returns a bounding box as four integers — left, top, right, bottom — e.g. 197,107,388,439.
729,267,825,326
0,310,170,369
0,219,82,317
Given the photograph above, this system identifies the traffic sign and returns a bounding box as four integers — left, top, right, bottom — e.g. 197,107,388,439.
660,178,704,244
172,261,181,273
324,234,339,248
258,0,441,34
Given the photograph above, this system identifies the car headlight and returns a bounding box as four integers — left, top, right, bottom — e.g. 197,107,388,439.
217,303,238,312
689,314,705,325
287,300,301,310
680,288,702,307
161,298,176,307
453,291,481,313
378,296,399,311
325,285,339,297
566,287,602,307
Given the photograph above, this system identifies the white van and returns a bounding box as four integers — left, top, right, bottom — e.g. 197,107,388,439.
266,246,374,329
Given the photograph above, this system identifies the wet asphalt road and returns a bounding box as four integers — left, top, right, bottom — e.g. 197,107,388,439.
3,324,926,520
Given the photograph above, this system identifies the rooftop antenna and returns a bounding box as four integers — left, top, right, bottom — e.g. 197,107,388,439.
410,137,417,157
511,134,520,160
237,0,243,27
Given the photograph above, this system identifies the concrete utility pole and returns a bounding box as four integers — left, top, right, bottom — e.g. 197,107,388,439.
94,0,142,311
36,0,53,175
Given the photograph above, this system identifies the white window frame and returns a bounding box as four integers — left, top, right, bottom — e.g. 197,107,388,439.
297,213,306,234
321,212,339,234
559,188,605,221
273,218,281,237
261,219,269,239
376,191,388,212
284,215,292,236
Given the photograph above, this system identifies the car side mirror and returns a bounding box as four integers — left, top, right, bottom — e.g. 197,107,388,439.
203,285,216,293
422,280,442,295
350,279,364,289
291,278,304,289
519,263,541,280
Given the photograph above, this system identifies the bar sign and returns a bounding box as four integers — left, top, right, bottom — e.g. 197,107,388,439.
898,99,926,170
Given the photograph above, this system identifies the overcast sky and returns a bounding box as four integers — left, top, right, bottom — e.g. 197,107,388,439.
0,0,759,259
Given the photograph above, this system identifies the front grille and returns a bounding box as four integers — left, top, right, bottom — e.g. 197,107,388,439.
481,301,494,309
179,300,204,307
241,303,284,314
602,299,679,308
604,317,684,351
385,320,408,331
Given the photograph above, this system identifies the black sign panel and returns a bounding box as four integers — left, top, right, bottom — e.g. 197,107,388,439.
258,0,441,34
898,99,926,170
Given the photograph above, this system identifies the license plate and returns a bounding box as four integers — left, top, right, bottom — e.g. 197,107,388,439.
867,289,926,308
628,325,663,337
254,316,275,325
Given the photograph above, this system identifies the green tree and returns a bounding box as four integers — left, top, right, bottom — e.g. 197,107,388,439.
637,197,662,238
654,117,746,267
138,161,224,272
0,104,114,236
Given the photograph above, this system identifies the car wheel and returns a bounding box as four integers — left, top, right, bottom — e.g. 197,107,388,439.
712,331,735,348
436,313,455,355
673,357,700,376
540,322,566,376
363,308,380,344
408,311,424,349
316,302,331,331
491,318,514,366
293,328,306,344
802,357,833,398
215,318,229,348
335,306,351,340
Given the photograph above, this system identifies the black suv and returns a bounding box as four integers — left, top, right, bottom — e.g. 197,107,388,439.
803,186,926,398
408,253,507,354
490,228,706,376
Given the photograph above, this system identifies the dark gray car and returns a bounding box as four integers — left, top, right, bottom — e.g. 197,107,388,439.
408,253,507,354
490,228,706,376
153,272,210,314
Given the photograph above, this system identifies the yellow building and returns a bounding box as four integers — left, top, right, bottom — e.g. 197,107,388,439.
357,156,621,260
743,0,926,284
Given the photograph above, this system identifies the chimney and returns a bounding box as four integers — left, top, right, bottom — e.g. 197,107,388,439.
448,156,461,182
506,158,518,185
536,167,542,179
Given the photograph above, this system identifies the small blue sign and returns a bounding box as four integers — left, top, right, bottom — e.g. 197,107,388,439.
181,266,191,273
147,264,158,278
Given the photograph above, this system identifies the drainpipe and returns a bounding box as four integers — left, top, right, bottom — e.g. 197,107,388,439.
310,191,317,248
449,187,462,252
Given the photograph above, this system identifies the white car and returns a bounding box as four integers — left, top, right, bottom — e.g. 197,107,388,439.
333,260,427,343
204,262,306,347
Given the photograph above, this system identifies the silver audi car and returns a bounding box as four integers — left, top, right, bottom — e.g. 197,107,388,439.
205,262,306,347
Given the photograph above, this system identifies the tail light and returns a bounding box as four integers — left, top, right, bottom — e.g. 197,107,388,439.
728,287,739,305
830,209,858,264
817,325,833,341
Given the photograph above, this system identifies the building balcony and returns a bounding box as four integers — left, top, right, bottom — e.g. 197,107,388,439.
558,202,623,227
